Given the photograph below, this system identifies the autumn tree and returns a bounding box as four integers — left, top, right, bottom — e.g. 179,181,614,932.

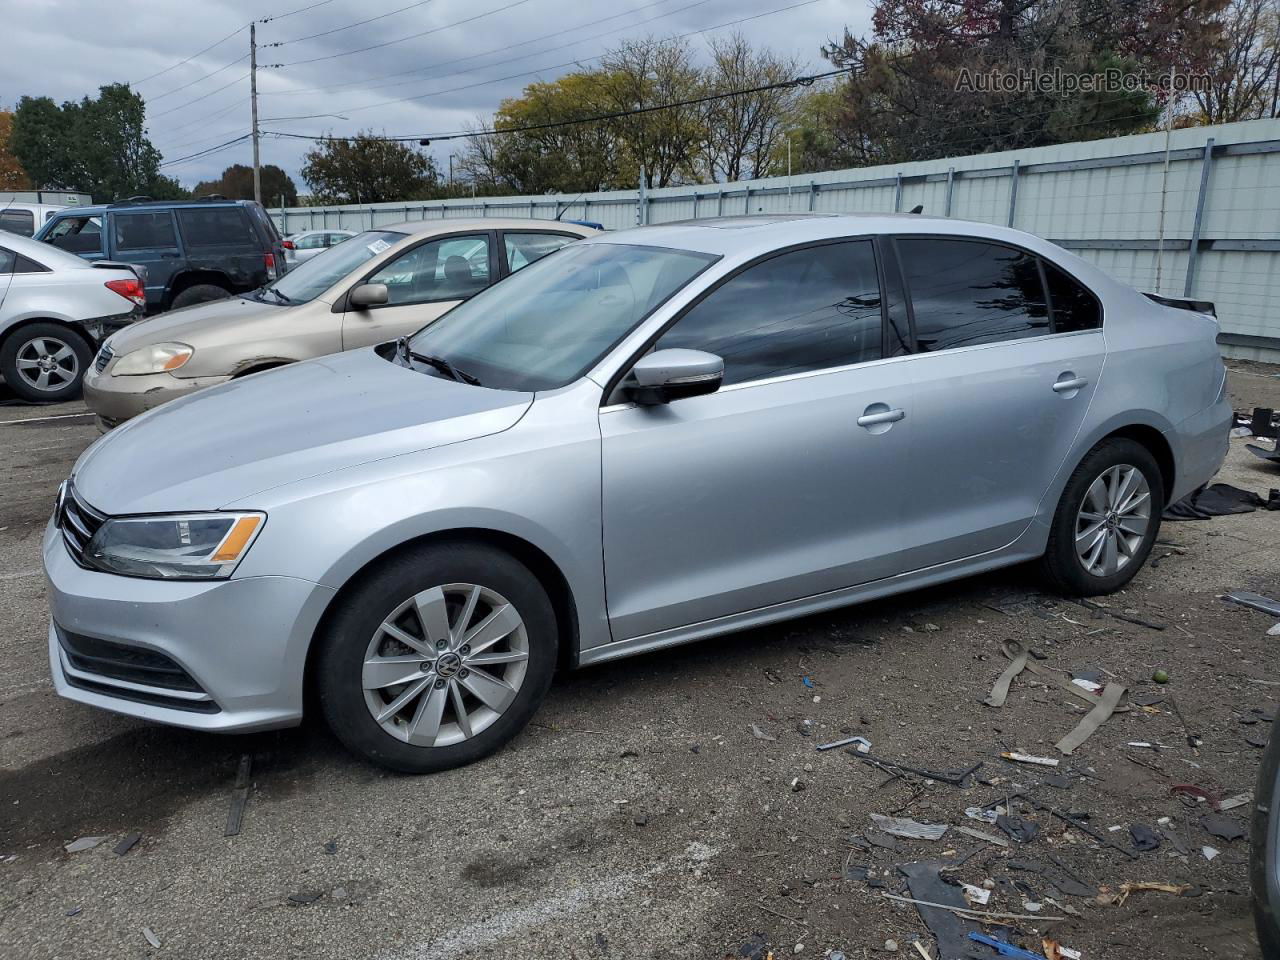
0,111,32,190
301,133,442,203
194,163,298,205
1190,0,1280,121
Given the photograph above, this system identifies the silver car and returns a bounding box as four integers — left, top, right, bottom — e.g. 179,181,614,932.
44,214,1231,772
1,231,144,401
283,229,355,264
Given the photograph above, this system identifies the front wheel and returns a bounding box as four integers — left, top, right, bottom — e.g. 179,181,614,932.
170,283,230,310
1040,438,1164,596
316,543,558,773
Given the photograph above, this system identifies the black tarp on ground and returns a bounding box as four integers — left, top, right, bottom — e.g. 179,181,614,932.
1164,483,1271,520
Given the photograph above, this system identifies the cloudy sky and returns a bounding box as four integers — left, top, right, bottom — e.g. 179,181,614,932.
3,0,870,195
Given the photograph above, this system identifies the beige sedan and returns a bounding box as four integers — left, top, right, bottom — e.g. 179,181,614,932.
82,218,598,426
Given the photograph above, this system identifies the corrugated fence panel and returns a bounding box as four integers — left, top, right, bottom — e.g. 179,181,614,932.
275,117,1280,359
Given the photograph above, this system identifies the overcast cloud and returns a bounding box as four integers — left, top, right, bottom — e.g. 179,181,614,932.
2,0,871,197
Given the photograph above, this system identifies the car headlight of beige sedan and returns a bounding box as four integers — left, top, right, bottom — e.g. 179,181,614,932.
111,342,194,376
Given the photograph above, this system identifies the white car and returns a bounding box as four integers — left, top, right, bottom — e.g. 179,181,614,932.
0,202,67,238
283,229,355,264
0,232,145,402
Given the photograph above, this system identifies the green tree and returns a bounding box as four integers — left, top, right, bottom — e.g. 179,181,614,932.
301,133,441,204
11,83,172,201
194,163,298,205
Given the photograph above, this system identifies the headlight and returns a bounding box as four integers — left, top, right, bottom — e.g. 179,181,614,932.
111,342,193,376
85,512,264,579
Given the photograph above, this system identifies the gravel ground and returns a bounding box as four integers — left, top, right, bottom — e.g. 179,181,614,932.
2,360,1279,960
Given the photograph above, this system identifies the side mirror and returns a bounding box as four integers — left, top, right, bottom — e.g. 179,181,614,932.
348,283,389,309
625,348,724,405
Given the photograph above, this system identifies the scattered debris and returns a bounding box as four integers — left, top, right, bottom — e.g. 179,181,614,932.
967,932,1048,959
961,883,992,905
1073,598,1166,631
113,833,141,857
1056,681,1126,755
751,724,777,742
1224,591,1280,618
911,942,932,960
224,753,253,838
817,735,870,753
1219,792,1251,812
1203,846,1220,861
1129,824,1160,852
65,907,81,917
1002,751,1059,768
64,837,106,853
1246,443,1280,466
883,892,1065,922
1033,802,1138,860
997,814,1040,843
956,825,1010,847
1099,881,1191,906
1153,669,1170,684
1172,784,1219,808
801,676,815,689
1043,940,1082,960
323,840,338,854
142,927,161,948
1199,813,1246,842
287,891,324,906
866,828,901,853
965,806,999,824
1071,678,1103,694
898,861,981,959
1269,623,1280,637
870,813,948,841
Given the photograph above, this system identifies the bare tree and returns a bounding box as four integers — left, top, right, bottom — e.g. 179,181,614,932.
701,34,803,181
1192,0,1280,121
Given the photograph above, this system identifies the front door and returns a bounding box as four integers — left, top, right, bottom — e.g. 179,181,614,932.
601,239,917,642
108,210,183,308
890,236,1106,570
341,232,494,349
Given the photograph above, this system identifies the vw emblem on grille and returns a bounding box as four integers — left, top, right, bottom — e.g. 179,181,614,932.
434,651,462,678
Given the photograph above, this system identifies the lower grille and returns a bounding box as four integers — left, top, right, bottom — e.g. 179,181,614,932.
57,627,219,713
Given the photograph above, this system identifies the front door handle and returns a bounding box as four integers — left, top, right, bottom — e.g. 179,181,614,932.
857,406,906,428
1052,376,1089,393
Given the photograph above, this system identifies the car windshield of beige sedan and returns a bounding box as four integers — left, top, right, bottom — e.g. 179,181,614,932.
261,229,406,304
406,242,717,391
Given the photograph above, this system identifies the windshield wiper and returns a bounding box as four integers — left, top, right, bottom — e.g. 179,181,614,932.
395,337,481,385
265,287,292,304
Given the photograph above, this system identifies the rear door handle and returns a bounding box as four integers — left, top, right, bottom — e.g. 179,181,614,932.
857,407,906,427
1053,377,1089,393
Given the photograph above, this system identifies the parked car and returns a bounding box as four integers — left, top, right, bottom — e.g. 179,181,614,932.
34,198,288,313
283,229,355,264
44,214,1230,773
0,202,68,238
1,232,144,402
81,218,597,427
1254,713,1280,958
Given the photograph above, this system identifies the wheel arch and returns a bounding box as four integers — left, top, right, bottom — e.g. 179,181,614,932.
302,527,581,717
166,270,233,306
1102,423,1175,505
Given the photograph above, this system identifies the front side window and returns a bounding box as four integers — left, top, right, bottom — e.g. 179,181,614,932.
295,233,326,250
896,238,1049,351
45,215,102,254
367,234,491,305
408,242,716,392
113,212,178,251
654,240,884,386
1044,261,1101,332
505,232,576,272
268,229,404,303
326,233,350,247
177,207,254,248
0,209,35,236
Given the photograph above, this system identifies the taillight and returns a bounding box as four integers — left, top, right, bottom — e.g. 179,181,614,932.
281,239,295,249
265,252,279,280
105,277,146,306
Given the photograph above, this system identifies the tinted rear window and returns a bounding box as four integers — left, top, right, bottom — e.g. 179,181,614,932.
114,212,178,250
177,207,257,249
0,209,35,236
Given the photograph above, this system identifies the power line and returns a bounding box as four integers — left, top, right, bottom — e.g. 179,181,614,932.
268,0,439,47
154,96,247,142
150,72,250,119
260,0,339,24
269,0,535,67
130,23,248,86
261,0,820,122
264,66,850,144
147,53,250,104
159,133,253,168
265,0,710,97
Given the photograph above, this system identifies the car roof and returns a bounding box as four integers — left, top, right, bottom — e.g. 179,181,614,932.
585,213,1054,258
47,199,260,217
379,217,600,237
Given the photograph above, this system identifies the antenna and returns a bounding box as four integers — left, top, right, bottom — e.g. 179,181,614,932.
909,204,924,214
555,192,586,221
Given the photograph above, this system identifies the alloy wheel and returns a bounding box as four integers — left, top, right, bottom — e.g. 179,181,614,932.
15,336,79,394
1075,463,1152,578
362,583,529,748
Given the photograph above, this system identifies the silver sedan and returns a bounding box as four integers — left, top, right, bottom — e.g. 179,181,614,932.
283,229,355,264
44,214,1230,772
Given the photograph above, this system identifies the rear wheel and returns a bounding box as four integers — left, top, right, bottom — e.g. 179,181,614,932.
316,543,557,773
170,283,230,310
1040,438,1164,595
0,323,92,403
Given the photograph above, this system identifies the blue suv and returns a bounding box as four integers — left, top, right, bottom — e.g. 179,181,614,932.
35,198,288,313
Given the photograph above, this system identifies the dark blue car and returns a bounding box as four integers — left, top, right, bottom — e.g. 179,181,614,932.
35,198,288,313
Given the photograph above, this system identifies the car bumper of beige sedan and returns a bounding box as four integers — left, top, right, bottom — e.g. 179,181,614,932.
82,366,232,428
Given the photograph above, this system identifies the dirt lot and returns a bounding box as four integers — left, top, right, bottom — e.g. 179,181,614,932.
2,361,1279,960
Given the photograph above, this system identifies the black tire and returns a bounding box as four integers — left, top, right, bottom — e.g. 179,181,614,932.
0,323,93,403
170,283,231,310
1039,438,1164,596
316,542,558,773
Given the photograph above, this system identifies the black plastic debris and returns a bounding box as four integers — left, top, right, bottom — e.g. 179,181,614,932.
1225,592,1280,618
323,840,338,855
287,891,323,906
1200,814,1246,842
113,833,141,856
1130,824,1160,852
899,860,979,960
738,933,770,960
997,814,1040,843
1164,483,1267,520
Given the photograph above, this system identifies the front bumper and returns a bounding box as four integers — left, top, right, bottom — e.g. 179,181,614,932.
43,518,335,732
81,364,231,427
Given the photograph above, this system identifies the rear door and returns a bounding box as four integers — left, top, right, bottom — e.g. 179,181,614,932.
109,209,182,307
341,232,494,349
498,230,582,277
890,236,1106,570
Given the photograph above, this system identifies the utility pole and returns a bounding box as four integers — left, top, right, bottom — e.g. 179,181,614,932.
250,22,262,204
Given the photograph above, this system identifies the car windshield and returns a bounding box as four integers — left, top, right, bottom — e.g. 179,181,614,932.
264,229,404,303
407,242,717,391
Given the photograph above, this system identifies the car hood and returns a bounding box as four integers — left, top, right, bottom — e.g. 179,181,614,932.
105,294,288,354
73,348,533,514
